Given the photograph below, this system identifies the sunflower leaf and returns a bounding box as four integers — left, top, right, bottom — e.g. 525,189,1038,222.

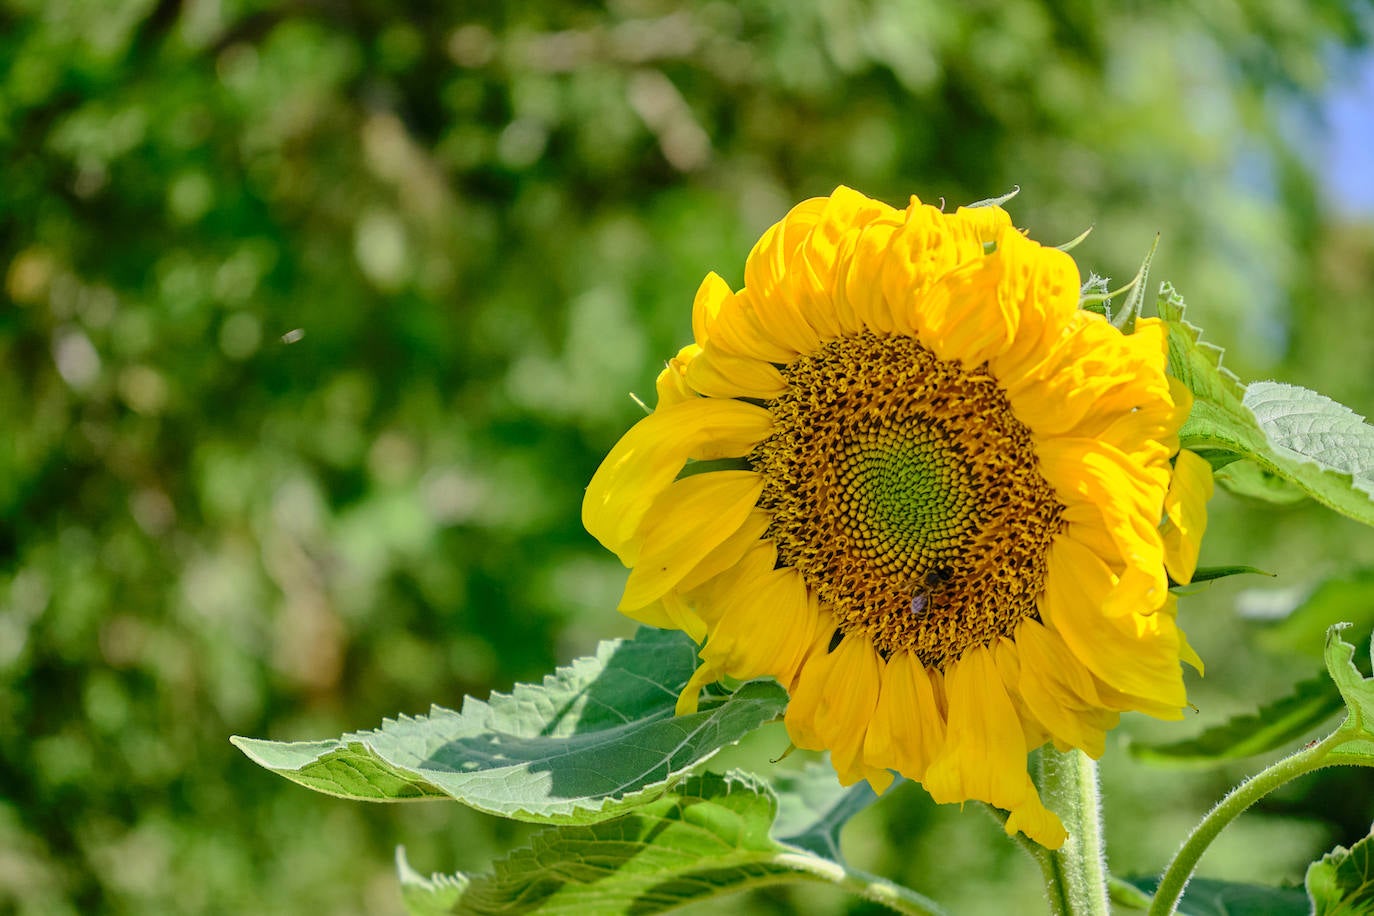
771,761,889,863
232,627,788,824
1123,876,1309,915
394,771,937,916
1129,673,1343,767
1158,285,1374,526
1306,831,1374,915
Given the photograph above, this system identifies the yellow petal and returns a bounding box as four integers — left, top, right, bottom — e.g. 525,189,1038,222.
833,212,904,335
618,471,765,611
691,272,732,345
684,343,787,399
740,197,829,354
924,646,1030,808
784,629,892,791
1040,537,1187,710
654,344,700,408
1013,620,1118,758
676,509,772,594
798,187,899,338
675,660,724,715
992,637,1050,751
923,646,1066,848
877,201,975,336
1004,793,1069,849
583,398,773,561
863,650,947,781
696,544,819,687
1036,437,1168,611
1161,449,1214,584
623,590,709,644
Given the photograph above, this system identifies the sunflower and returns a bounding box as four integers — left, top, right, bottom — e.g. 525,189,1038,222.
583,187,1213,848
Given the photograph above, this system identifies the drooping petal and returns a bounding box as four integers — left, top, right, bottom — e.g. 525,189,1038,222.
924,646,1067,848
785,629,892,792
863,650,947,781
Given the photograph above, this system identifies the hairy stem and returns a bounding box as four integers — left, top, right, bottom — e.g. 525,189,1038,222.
1146,735,1335,915
1036,747,1111,916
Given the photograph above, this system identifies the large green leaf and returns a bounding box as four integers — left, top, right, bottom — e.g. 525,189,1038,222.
1158,285,1374,526
1307,832,1374,916
1130,674,1343,767
232,628,788,824
396,770,941,916
1122,877,1308,915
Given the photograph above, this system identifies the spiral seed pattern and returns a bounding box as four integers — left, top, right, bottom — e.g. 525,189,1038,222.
751,333,1065,666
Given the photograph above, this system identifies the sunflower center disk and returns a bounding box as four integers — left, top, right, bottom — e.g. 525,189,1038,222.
752,333,1065,667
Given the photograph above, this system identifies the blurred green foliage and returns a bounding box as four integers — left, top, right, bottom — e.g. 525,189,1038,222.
2,1,1373,913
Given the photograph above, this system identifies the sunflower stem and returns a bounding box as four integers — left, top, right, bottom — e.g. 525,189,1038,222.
1036,747,1110,916
1145,733,1336,916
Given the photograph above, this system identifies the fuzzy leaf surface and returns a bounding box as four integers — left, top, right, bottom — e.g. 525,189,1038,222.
1307,831,1374,916
395,770,926,916
233,628,788,823
1158,285,1374,526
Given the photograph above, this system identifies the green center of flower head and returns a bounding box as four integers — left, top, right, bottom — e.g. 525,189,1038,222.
751,333,1066,667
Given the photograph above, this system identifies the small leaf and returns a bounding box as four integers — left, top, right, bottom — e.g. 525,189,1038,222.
771,761,892,863
1170,564,1274,594
395,772,839,916
1158,285,1374,527
1306,831,1374,916
1130,674,1343,767
1188,565,1274,584
1323,624,1374,765
1125,876,1309,916
233,627,788,824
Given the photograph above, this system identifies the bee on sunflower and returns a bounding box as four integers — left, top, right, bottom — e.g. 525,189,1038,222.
583,187,1213,849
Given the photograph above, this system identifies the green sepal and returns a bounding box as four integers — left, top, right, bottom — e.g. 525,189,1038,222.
1213,460,1308,504
1111,234,1160,335
1306,831,1374,916
232,627,788,824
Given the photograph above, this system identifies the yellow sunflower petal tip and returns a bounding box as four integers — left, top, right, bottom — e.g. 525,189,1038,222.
585,187,1206,831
